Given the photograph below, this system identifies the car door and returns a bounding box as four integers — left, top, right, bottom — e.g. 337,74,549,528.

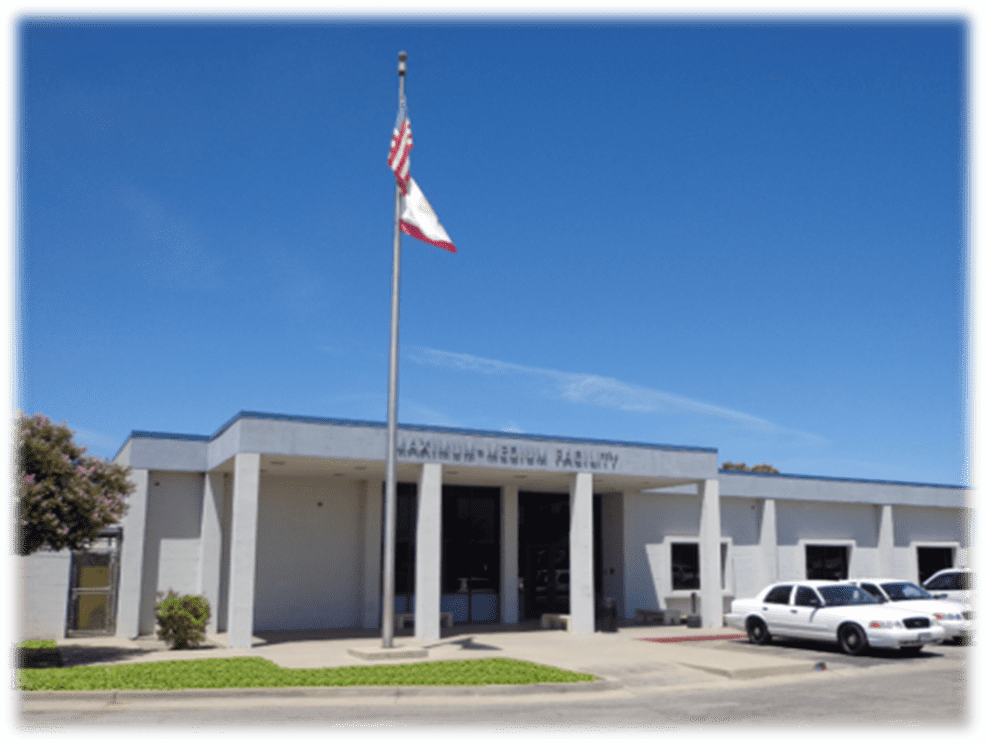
789,585,826,639
758,584,794,635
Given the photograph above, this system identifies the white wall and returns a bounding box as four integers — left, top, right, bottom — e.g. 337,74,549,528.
20,551,72,639
775,500,879,581
893,505,968,581
720,497,765,600
622,489,702,618
139,471,206,634
253,475,363,631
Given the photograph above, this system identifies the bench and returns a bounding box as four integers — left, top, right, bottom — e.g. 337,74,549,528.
635,608,682,626
540,613,572,630
394,612,453,630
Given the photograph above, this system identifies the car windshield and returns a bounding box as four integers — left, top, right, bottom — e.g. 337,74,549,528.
818,584,878,606
880,582,933,600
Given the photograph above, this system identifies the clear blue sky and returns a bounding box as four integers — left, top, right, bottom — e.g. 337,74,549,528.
14,18,968,485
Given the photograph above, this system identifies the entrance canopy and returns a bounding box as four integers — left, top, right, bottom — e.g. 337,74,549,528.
115,411,721,490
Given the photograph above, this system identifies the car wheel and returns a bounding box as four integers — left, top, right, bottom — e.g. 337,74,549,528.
747,617,771,645
838,623,868,655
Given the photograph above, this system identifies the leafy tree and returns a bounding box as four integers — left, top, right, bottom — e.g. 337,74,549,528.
722,461,779,474
16,413,132,555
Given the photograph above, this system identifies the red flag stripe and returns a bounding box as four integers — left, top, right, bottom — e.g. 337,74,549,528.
388,117,412,194
400,220,457,253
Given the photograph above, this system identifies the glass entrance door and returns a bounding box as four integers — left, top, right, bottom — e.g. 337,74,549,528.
442,486,501,623
519,491,571,620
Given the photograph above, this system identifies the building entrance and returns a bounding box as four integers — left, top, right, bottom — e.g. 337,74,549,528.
519,491,571,620
66,529,121,636
387,483,501,624
442,485,501,623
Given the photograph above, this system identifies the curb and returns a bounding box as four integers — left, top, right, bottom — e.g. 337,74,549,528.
20,677,623,704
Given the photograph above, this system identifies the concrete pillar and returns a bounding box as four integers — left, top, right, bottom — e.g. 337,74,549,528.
698,479,723,629
361,479,383,628
569,472,595,634
116,468,149,639
760,498,778,587
198,471,223,634
877,504,894,577
501,484,519,624
227,453,260,648
414,463,443,641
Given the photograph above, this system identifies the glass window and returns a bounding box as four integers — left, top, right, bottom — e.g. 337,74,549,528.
764,585,792,604
860,583,885,600
917,547,954,584
880,582,932,600
818,584,877,606
794,586,822,607
805,545,849,580
671,543,700,590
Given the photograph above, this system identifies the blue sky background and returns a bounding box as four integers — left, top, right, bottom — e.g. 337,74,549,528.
14,17,968,485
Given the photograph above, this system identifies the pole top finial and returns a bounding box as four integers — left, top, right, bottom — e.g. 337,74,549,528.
398,51,407,76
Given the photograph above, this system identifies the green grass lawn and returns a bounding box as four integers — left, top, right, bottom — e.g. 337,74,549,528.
18,656,595,691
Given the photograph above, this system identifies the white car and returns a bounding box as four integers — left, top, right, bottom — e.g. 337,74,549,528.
725,580,946,655
922,567,975,604
846,578,972,643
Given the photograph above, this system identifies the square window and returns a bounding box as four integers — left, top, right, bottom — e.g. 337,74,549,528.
805,545,848,580
671,543,700,590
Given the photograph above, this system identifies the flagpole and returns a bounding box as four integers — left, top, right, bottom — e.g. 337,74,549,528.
381,50,408,649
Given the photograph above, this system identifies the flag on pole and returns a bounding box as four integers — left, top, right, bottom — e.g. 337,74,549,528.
388,110,412,196
387,102,456,253
400,177,457,253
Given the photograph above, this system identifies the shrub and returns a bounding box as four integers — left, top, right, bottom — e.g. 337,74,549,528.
155,591,211,650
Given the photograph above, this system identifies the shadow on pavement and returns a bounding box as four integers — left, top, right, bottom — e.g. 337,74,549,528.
718,635,948,661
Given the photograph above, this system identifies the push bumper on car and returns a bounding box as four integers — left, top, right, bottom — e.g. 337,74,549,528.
865,624,946,649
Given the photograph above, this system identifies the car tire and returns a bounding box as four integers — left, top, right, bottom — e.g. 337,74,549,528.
747,617,771,645
838,623,868,655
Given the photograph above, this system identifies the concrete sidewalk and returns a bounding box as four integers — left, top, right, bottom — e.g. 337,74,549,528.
20,623,824,711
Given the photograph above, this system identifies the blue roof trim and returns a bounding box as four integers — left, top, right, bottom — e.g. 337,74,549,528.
129,430,212,441
719,468,966,490
209,410,719,453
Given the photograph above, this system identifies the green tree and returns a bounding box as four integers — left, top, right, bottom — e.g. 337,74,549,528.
721,461,779,474
16,413,132,555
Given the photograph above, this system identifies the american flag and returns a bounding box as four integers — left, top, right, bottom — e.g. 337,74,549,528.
388,108,413,195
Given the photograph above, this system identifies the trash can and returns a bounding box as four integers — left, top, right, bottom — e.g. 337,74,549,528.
686,591,701,628
600,598,618,632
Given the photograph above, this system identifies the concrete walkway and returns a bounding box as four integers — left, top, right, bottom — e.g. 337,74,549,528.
20,623,825,711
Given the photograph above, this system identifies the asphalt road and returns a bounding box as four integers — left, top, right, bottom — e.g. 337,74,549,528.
18,641,970,730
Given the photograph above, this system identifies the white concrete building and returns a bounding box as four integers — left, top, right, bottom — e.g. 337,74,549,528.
19,411,971,646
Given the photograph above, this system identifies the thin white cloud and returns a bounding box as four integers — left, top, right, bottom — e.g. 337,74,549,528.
72,427,123,457
407,346,825,443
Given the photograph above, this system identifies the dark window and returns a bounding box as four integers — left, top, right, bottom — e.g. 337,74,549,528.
764,585,792,604
794,586,821,607
805,545,848,580
925,571,970,591
671,543,700,590
917,547,954,584
860,583,885,601
383,483,417,596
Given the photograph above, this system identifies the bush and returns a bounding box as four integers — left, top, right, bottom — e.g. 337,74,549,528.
155,591,211,650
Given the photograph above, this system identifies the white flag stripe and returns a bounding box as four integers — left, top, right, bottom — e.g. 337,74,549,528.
400,177,456,253
388,117,412,193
